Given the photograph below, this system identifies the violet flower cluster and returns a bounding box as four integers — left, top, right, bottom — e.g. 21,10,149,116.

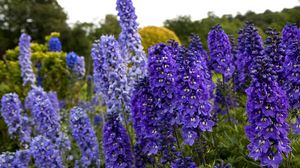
116,0,147,87
0,150,31,168
282,24,299,50
66,52,85,77
189,34,214,99
30,135,65,168
171,155,197,168
175,44,214,145
103,112,133,168
208,25,235,81
48,91,60,112
18,33,36,86
48,37,62,52
283,29,300,110
1,93,31,143
70,106,100,167
264,28,285,86
27,87,60,141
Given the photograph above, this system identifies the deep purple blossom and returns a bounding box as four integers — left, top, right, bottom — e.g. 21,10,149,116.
171,156,197,168
282,24,299,50
48,37,62,52
27,87,60,141
175,45,214,145
283,34,300,109
30,135,65,168
18,33,36,86
208,25,235,81
116,0,147,87
103,112,133,168
189,34,214,99
1,93,31,143
70,106,100,167
0,150,31,168
264,28,285,86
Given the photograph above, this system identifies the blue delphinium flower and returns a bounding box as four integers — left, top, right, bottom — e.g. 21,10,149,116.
189,34,214,99
175,45,214,145
148,42,178,163
70,106,100,167
283,34,300,110
18,33,36,86
291,116,300,135
0,152,15,167
264,28,285,86
171,155,197,168
116,0,147,87
35,61,43,86
1,93,31,144
30,135,65,168
208,24,235,81
103,112,133,168
66,52,85,77
0,150,31,168
48,91,60,112
48,37,62,52
66,52,78,69
213,162,231,168
282,24,299,50
27,87,60,141
245,40,291,167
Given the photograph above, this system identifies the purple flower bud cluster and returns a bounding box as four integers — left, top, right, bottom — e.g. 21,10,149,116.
27,87,60,141
103,112,133,168
283,29,300,110
116,0,147,87
18,33,36,86
70,106,100,167
208,25,235,81
66,52,85,77
264,28,285,86
235,22,264,90
48,37,62,52
0,150,31,168
245,81,291,168
30,135,65,168
1,93,31,143
175,44,214,145
189,35,214,99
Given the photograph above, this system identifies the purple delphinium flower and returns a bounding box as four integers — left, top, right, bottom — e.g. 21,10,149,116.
283,35,300,110
235,22,264,91
27,87,60,141
30,135,65,168
282,24,299,50
175,45,214,145
70,106,100,167
48,91,60,112
116,0,147,87
213,162,231,168
148,42,178,163
1,93,31,143
18,33,36,86
48,37,62,52
0,150,31,168
171,155,197,168
103,112,133,168
264,28,285,86
66,52,85,77
189,34,214,99
245,42,291,167
291,116,300,135
208,24,235,81
35,61,43,87
66,52,78,69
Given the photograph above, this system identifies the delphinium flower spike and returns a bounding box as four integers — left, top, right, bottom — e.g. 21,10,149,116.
208,25,235,81
103,112,133,168
48,37,62,52
264,28,285,86
18,33,36,86
189,34,214,99
48,91,60,112
175,45,214,145
148,42,178,163
283,31,300,110
1,93,31,144
66,52,85,78
171,153,197,168
116,0,147,87
282,24,299,50
27,87,60,141
30,135,65,168
245,37,291,167
70,106,100,167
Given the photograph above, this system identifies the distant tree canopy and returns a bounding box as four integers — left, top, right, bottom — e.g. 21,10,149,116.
164,6,300,46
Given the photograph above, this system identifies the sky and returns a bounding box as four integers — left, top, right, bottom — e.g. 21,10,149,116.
57,0,299,27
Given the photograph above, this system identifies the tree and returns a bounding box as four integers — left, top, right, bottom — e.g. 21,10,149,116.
92,14,121,40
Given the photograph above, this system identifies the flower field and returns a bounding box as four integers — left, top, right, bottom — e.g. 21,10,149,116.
0,0,300,168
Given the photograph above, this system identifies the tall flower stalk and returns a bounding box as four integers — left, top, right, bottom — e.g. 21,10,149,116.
18,33,36,86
